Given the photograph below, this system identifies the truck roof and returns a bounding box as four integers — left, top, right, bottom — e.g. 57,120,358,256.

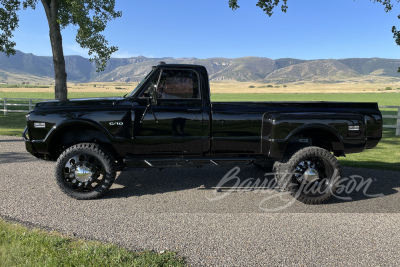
153,62,206,69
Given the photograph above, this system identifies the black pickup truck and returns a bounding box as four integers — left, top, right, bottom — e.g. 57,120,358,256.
23,62,382,204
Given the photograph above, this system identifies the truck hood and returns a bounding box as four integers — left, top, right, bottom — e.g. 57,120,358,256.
35,97,125,108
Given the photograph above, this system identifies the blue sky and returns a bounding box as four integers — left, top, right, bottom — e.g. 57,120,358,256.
11,0,400,60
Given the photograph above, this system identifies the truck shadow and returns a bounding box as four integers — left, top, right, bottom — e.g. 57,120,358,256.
108,165,400,207
0,139,24,142
109,165,238,197
0,152,35,164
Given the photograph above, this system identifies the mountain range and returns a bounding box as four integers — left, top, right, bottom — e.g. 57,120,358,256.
1,50,400,84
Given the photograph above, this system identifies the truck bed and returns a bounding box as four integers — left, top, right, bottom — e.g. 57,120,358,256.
211,101,382,155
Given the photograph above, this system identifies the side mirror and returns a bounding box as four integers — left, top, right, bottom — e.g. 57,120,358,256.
149,85,158,105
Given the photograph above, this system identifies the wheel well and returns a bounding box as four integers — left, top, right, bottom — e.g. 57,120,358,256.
286,128,344,155
48,124,116,160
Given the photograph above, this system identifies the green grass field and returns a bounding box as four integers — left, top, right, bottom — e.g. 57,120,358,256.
211,93,400,106
0,219,186,266
0,92,399,171
1,91,400,104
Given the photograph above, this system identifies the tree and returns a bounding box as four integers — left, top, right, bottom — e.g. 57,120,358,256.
0,0,121,101
229,0,400,70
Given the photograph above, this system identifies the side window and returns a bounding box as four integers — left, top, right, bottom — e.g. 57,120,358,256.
158,69,200,99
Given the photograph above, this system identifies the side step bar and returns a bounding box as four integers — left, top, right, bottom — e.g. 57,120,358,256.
123,157,256,168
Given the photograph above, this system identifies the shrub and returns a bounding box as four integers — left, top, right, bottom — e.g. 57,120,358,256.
267,85,273,88
249,85,255,88
385,87,392,90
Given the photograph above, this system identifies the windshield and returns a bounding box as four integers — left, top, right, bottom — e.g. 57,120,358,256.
125,68,155,98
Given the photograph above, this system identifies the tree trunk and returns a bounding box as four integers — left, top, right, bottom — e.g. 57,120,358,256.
41,0,68,101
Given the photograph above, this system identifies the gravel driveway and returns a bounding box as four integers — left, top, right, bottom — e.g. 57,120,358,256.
1,135,400,266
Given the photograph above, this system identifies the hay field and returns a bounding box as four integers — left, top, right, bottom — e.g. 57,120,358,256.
209,81,400,94
0,82,139,95
1,81,400,94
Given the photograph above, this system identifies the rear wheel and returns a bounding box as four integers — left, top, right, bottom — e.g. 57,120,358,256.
55,143,116,200
273,146,341,204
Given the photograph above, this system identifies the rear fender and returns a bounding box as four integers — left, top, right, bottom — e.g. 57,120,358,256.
262,112,365,159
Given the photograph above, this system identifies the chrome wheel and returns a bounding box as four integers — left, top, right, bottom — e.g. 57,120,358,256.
292,157,332,197
63,154,105,192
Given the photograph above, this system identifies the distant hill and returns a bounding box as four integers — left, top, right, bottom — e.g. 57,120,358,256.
1,50,400,84
264,59,358,83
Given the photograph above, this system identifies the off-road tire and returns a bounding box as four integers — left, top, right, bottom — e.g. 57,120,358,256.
55,143,116,200
273,146,341,204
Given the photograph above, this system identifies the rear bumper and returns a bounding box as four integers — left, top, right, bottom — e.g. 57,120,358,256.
366,137,382,149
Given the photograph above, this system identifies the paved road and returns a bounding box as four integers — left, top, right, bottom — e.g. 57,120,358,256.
1,135,400,266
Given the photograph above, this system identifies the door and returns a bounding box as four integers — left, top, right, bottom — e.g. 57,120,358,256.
132,68,205,155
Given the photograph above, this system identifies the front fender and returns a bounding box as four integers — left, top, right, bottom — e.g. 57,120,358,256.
32,119,114,154
45,119,114,142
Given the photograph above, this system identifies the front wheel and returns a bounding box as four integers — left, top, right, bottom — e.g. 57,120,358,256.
273,146,341,204
55,143,116,200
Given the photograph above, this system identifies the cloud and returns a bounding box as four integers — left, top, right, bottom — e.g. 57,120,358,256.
112,51,139,58
64,45,155,59
64,43,89,57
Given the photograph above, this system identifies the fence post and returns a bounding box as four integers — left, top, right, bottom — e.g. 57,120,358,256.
3,98,7,116
397,107,400,136
29,99,33,111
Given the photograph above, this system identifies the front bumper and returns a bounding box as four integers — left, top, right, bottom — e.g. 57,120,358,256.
23,127,43,159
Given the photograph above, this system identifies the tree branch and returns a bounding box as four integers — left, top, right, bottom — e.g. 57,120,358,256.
0,1,21,55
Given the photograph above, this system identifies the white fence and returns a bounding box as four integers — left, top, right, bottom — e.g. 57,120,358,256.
380,105,400,136
0,98,50,115
1,98,400,135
